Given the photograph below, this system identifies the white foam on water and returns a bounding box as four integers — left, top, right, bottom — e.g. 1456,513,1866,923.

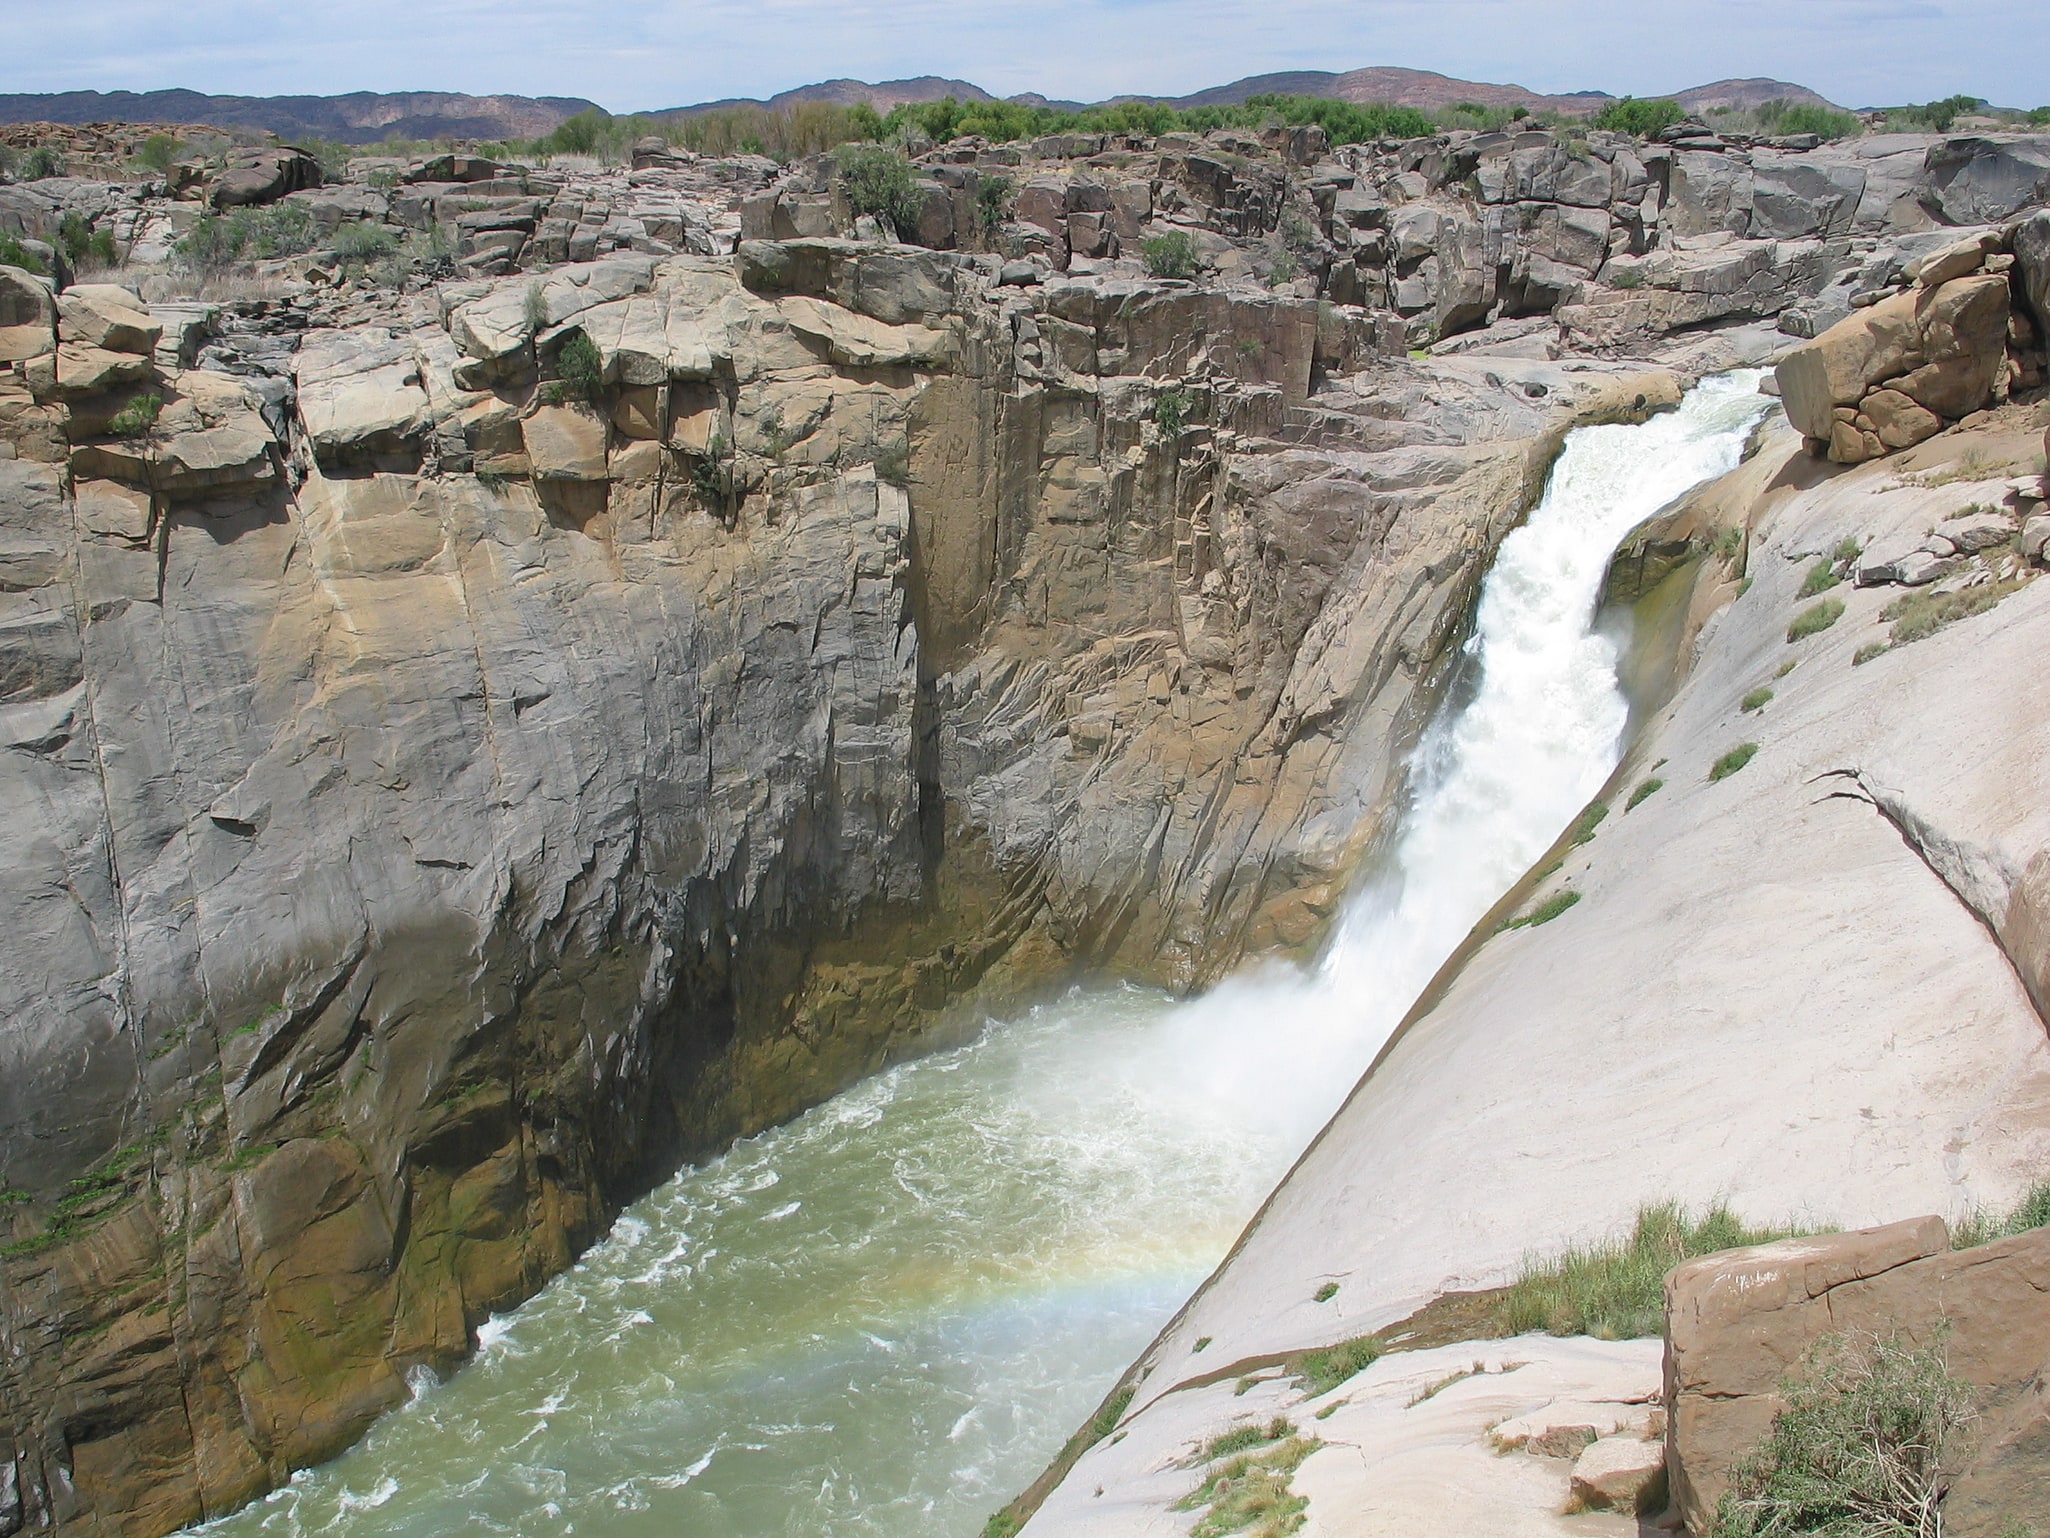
184,373,1768,1538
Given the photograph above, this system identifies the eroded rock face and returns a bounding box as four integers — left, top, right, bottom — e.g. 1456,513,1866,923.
1665,1219,2050,1532
0,229,1671,1536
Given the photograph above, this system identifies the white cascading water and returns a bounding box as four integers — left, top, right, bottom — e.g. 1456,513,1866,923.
191,373,1767,1538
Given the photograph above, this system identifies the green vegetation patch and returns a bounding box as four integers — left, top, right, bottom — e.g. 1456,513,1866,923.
106,393,162,439
1625,777,1664,811
1786,597,1845,643
1595,97,1685,137
836,144,923,237
1950,1178,2050,1251
1503,1201,1813,1340
1292,1334,1385,1396
1709,1331,1975,1538
1709,742,1760,782
1740,686,1774,714
1154,388,1192,440
177,203,316,272
1568,801,1609,846
0,233,48,274
542,329,605,405
1797,557,1843,598
1313,1281,1339,1303
1504,889,1580,930
1177,1430,1319,1538
1880,575,2031,649
1143,230,1199,281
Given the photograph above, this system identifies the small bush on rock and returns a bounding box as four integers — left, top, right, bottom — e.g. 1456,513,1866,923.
0,234,45,274
543,330,604,404
1710,742,1760,782
1709,1331,1976,1538
1626,777,1663,810
1504,1201,1810,1340
1594,97,1684,138
1143,230,1199,281
1950,1178,2050,1250
1798,557,1843,598
1786,597,1845,643
837,145,923,237
106,394,161,438
1740,687,1774,714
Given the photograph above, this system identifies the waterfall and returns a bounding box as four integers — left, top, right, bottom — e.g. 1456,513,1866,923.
191,373,1768,1538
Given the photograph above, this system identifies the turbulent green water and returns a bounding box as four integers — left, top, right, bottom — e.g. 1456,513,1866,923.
199,982,1352,1537
196,371,1770,1538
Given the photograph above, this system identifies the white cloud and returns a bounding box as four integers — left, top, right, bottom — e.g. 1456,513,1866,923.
3,0,2044,112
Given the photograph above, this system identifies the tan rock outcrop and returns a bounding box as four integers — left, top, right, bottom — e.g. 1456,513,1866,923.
1665,1218,2050,1531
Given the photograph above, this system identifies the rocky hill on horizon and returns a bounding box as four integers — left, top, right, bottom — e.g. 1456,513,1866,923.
0,68,1853,143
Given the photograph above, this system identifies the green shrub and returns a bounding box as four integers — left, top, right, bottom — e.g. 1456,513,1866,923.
1293,1334,1383,1395
177,203,317,271
1143,230,1199,281
1853,642,1888,666
1200,1418,1294,1462
1786,597,1845,643
1881,576,2030,647
0,234,46,274
1177,1434,1318,1538
106,394,162,438
1313,1281,1339,1302
1709,1331,1975,1538
1155,388,1191,440
19,145,63,179
1523,890,1580,927
331,222,399,262
1609,264,1644,289
1625,777,1664,810
1884,94,1982,133
1766,102,1864,140
873,439,911,487
974,173,1013,231
1568,801,1609,846
836,144,923,237
1740,686,1774,714
1797,557,1842,598
981,1512,1023,1538
131,132,184,175
544,329,604,404
1504,1201,1811,1340
1594,97,1685,138
1709,742,1760,782
1949,1178,2050,1250
1089,1385,1135,1442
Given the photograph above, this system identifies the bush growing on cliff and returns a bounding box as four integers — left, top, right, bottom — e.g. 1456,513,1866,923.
1502,1201,1810,1340
1594,97,1684,138
1626,777,1663,810
177,203,316,272
1786,597,1845,643
0,234,46,274
541,329,604,405
1950,1178,2050,1250
1710,742,1760,782
106,394,161,439
1709,1331,1975,1538
836,145,923,237
1143,230,1199,280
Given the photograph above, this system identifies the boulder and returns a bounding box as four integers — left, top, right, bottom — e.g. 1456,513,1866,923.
2010,210,2050,350
1857,388,1942,450
521,404,608,480
57,285,162,356
295,328,429,464
2031,514,2050,565
1933,508,2017,554
1887,272,2009,418
1665,1218,2050,1531
53,341,152,398
1911,232,1996,287
0,264,56,364
1775,290,1921,440
210,147,321,210
1569,1435,1667,1513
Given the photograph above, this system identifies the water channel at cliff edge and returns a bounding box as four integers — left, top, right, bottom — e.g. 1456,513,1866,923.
194,370,1770,1538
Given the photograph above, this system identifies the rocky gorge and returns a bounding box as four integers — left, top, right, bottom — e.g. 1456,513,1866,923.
0,97,2049,1537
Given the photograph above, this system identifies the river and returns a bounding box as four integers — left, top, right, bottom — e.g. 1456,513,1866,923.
194,370,1769,1537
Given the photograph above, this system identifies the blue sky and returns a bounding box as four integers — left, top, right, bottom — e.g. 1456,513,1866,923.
5,0,2044,112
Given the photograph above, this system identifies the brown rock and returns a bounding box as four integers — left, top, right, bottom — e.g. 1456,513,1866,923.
1528,1423,1600,1458
1858,387,1944,450
1665,1218,2050,1531
1892,273,2011,418
57,284,162,356
1570,1435,1668,1513
1913,233,1995,288
523,403,609,480
1776,290,1922,440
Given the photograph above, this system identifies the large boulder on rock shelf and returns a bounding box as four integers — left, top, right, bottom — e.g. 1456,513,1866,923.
1775,289,1921,439
210,147,322,210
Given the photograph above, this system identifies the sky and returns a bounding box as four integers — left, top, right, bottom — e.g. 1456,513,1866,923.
4,0,2045,114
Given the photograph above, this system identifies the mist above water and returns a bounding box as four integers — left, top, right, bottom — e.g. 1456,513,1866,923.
193,372,1767,1538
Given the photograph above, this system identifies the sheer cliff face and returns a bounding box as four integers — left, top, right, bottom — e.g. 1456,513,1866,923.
0,233,1669,1533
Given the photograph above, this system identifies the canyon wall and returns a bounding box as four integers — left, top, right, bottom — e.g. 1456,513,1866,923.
2,115,2048,1535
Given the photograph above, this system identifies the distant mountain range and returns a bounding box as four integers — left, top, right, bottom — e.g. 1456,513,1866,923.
0,70,1848,143
0,89,600,144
